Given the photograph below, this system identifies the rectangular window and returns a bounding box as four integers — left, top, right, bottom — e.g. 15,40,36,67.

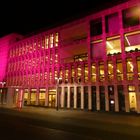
84,64,88,83
91,63,96,82
55,32,59,47
50,34,54,48
126,58,134,80
124,31,140,52
77,65,82,83
65,68,69,83
91,40,103,58
117,60,123,81
71,66,75,83
108,61,114,81
105,13,119,33
137,57,140,80
106,36,121,55
99,62,105,82
123,6,140,28
90,18,102,36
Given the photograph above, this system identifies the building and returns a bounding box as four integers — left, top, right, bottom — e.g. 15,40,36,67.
0,0,140,113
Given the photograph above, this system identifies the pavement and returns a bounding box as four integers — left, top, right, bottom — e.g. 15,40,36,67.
9,106,140,127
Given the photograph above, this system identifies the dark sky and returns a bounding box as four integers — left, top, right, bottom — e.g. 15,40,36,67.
0,0,128,37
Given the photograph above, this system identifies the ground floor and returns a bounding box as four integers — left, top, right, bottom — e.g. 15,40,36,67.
1,84,140,113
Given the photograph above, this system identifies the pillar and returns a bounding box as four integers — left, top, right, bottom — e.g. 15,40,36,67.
6,87,15,108
45,88,48,106
114,85,119,112
96,86,100,111
67,86,70,108
81,86,84,109
88,86,92,110
27,88,31,105
124,85,130,112
61,86,64,108
74,86,77,109
36,88,39,106
135,85,140,113
105,86,109,111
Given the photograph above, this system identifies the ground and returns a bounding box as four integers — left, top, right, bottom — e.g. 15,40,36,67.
0,106,140,140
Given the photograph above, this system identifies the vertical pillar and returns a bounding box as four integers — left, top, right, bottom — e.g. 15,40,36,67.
124,85,130,112
27,88,31,105
105,86,109,111
81,86,84,109
114,85,119,112
74,86,77,109
135,85,140,113
96,86,100,111
67,86,70,108
88,86,92,110
36,88,39,106
61,86,64,108
45,88,48,106
6,87,15,107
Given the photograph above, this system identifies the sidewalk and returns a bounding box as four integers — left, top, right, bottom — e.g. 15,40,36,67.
11,106,140,127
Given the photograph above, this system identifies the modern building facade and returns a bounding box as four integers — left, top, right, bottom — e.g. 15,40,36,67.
0,0,140,113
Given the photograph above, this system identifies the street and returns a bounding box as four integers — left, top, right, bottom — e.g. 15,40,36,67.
0,107,140,140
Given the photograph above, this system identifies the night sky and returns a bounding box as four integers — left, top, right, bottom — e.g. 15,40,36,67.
0,0,128,37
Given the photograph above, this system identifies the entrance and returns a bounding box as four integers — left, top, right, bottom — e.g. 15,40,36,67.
48,94,56,107
129,92,137,112
128,86,137,112
48,89,56,107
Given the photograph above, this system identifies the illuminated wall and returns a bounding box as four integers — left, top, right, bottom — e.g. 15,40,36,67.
0,34,23,83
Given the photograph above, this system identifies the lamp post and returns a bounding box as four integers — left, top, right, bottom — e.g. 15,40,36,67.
55,77,62,111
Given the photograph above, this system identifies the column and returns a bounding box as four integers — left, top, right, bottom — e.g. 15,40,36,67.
124,85,130,112
96,86,100,111
61,86,64,108
105,86,109,111
6,87,15,107
74,86,77,109
135,85,140,113
81,86,84,109
114,85,119,112
67,86,70,108
36,88,39,106
88,86,92,110
27,88,31,105
45,88,48,106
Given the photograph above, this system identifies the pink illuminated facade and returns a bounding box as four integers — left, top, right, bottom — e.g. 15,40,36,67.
1,0,140,113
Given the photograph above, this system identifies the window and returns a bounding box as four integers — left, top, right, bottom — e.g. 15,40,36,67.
126,58,134,80
106,36,121,55
84,64,88,83
108,61,113,81
50,34,54,48
99,62,105,82
123,6,140,28
91,63,96,82
71,66,75,83
91,40,103,58
77,65,82,83
137,57,140,80
65,68,69,83
55,32,59,47
105,13,119,33
124,31,140,52
45,36,49,49
74,53,88,62
90,18,102,36
117,60,123,81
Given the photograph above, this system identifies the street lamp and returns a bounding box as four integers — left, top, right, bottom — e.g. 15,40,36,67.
55,77,62,111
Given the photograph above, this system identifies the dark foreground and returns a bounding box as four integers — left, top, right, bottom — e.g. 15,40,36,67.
0,107,140,140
